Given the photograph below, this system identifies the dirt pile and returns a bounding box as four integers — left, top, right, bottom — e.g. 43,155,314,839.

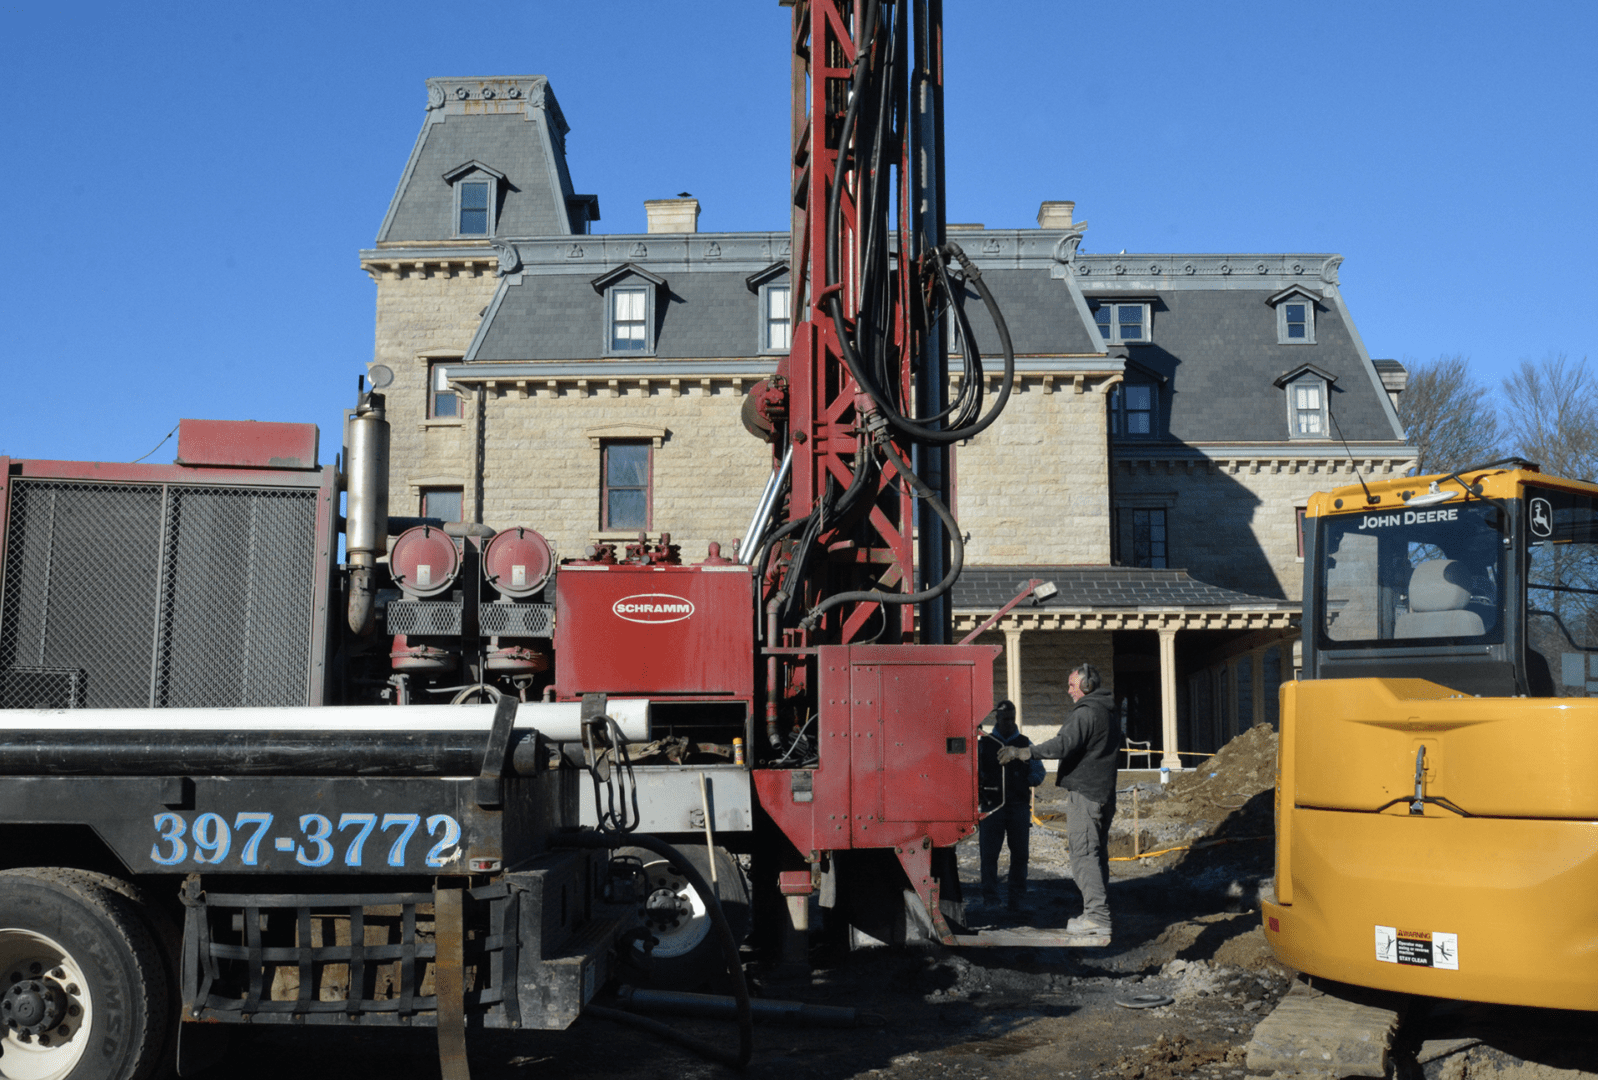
1162,723,1277,825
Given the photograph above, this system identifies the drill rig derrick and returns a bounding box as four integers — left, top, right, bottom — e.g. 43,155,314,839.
747,0,1016,946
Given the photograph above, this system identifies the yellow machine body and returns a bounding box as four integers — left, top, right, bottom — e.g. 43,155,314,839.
1264,466,1598,1008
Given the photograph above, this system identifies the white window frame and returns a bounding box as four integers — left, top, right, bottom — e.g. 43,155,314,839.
1277,298,1316,344
1093,302,1151,345
760,282,792,354
1109,381,1158,438
452,175,497,238
606,285,654,356
1286,374,1329,439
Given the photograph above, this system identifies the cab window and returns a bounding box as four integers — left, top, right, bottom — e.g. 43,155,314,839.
1525,487,1598,698
1319,502,1505,646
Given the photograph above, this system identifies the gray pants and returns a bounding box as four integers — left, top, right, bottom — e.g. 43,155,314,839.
1064,788,1115,921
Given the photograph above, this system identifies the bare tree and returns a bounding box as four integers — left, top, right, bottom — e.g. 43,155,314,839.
1502,352,1598,482
1397,355,1502,475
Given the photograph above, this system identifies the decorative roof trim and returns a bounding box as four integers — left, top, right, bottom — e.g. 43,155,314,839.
589,262,666,293
1273,362,1340,389
1265,284,1323,306
744,262,790,292
443,160,506,183
952,610,1298,634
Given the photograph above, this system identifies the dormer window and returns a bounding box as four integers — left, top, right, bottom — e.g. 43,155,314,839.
1291,380,1325,435
745,262,792,354
610,288,648,352
1267,285,1319,345
1094,302,1149,344
458,182,490,235
591,263,667,357
1274,364,1338,440
443,160,506,239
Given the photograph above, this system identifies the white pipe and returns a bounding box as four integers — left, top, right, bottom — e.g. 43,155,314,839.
738,447,793,565
0,700,651,743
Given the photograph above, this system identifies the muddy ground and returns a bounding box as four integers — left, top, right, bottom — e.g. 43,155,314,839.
217,726,1597,1079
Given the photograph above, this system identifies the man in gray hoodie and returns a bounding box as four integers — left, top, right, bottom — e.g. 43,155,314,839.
997,662,1119,936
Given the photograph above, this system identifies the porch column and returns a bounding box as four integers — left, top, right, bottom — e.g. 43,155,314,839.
1226,656,1242,741
1251,647,1267,731
1158,627,1181,771
1004,626,1024,727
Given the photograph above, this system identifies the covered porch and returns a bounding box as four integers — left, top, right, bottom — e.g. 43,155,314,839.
952,567,1300,769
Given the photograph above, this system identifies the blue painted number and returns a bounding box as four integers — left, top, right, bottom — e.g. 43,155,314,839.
151,813,187,865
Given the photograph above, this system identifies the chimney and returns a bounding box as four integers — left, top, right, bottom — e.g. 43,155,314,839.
1037,201,1075,229
645,198,699,234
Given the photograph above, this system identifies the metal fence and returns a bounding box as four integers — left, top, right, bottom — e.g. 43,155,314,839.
0,479,320,709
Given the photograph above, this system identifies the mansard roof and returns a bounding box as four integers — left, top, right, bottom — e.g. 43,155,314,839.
1067,253,1405,445
376,76,584,243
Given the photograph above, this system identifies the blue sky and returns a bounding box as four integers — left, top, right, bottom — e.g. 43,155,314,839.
3,0,1593,464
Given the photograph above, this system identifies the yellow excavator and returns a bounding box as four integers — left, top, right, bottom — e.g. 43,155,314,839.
1264,460,1598,1010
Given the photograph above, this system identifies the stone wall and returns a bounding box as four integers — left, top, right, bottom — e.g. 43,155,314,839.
959,381,1112,565
368,265,501,518
474,381,773,560
1114,456,1414,601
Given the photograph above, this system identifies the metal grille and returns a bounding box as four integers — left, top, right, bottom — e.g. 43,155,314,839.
0,479,319,708
384,601,554,638
479,603,554,638
385,600,462,636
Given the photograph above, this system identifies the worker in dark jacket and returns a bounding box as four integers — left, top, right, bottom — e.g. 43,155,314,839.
997,662,1119,935
977,700,1046,910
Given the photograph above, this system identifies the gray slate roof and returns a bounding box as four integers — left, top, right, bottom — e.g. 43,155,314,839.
1090,280,1404,444
952,565,1296,612
377,77,583,243
472,268,775,362
370,74,1409,457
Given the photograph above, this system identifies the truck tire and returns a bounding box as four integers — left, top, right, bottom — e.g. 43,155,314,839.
0,869,171,1080
615,845,750,990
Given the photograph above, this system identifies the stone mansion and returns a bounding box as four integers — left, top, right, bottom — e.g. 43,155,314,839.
358,76,1415,767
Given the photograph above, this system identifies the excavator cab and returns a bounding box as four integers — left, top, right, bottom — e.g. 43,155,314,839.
1302,468,1598,699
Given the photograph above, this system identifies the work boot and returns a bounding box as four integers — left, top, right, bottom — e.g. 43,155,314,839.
1065,914,1111,936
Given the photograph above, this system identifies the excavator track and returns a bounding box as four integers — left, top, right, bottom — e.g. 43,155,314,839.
1244,977,1598,1079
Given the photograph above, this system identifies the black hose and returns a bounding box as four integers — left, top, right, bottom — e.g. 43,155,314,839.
819,0,1013,447
799,430,964,629
559,830,754,1069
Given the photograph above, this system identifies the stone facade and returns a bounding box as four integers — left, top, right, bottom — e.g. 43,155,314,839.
367,261,502,520
1114,454,1415,602
958,378,1113,566
472,378,773,560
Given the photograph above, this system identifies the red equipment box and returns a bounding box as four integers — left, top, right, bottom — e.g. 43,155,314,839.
175,419,319,470
553,564,755,701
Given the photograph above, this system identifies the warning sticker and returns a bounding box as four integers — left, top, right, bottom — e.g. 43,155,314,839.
1375,925,1459,970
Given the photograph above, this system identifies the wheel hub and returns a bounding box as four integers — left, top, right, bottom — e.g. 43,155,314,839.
3,977,64,1036
643,886,691,932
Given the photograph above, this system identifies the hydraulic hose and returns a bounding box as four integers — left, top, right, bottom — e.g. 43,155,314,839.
557,830,753,1069
798,429,964,630
820,0,1015,447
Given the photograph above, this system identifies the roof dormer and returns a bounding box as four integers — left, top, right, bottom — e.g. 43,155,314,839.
443,161,507,238
1266,284,1322,345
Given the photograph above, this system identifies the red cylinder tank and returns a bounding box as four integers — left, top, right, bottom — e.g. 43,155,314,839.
482,526,554,598
390,525,460,599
